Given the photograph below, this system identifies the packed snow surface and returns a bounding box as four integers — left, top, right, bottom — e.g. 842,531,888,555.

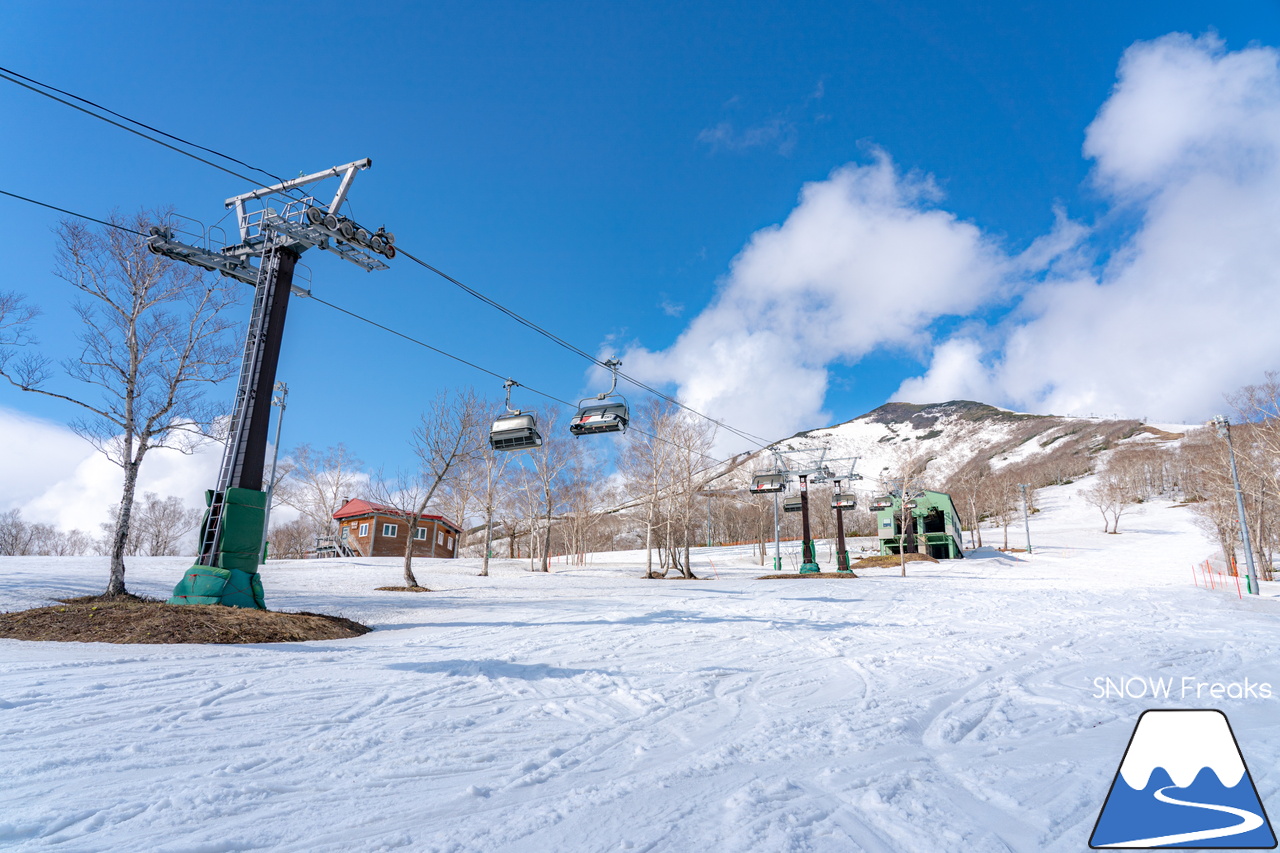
3,479,1278,852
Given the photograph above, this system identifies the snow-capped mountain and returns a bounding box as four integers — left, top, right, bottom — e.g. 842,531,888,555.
724,400,1193,489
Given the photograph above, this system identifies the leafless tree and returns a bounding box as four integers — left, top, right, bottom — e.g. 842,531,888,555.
131,492,204,555
618,399,679,578
0,291,39,348
880,442,932,576
275,443,367,548
0,509,37,555
523,409,574,572
1081,469,1137,534
984,472,1022,548
0,215,241,595
944,458,990,548
0,510,93,556
375,389,485,588
555,440,616,566
266,517,316,560
471,430,514,577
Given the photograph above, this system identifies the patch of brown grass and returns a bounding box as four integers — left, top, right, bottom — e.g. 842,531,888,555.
374,586,432,593
757,572,860,579
849,553,941,569
0,597,370,645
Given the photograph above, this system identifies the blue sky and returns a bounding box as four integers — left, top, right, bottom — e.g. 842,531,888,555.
3,1,1280,519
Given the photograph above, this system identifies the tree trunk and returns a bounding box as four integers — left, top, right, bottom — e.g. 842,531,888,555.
480,506,494,577
106,454,143,596
539,508,552,572
403,521,421,588
643,514,655,579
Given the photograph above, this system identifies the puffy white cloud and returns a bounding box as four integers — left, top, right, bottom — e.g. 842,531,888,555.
897,33,1280,421
626,152,1012,449
0,406,223,532
639,34,1280,444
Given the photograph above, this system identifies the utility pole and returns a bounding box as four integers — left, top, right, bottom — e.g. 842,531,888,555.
798,473,820,573
151,159,392,608
1213,416,1259,594
706,492,712,548
260,382,288,562
1018,483,1032,555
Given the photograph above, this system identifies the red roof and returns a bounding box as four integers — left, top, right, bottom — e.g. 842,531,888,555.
332,498,460,531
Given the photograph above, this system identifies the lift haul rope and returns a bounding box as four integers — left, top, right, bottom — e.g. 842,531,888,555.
0,183,747,471
0,63,778,461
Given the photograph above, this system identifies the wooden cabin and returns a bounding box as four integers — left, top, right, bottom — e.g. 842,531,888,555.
331,499,461,559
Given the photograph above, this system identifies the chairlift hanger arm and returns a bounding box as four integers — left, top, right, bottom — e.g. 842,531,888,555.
597,358,621,399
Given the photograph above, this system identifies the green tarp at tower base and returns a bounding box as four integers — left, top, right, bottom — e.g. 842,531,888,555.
168,487,268,609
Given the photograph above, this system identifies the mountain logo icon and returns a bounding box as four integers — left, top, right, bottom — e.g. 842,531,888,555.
1091,710,1276,848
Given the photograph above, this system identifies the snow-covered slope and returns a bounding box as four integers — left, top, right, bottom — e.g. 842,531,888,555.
723,400,1193,490
2,476,1277,852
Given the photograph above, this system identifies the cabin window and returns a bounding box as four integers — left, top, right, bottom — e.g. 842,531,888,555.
382,523,398,537
358,522,369,537
414,527,428,540
437,531,444,546
447,536,455,550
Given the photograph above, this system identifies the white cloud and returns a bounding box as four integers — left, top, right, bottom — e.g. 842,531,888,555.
644,33,1280,445
897,33,1280,421
625,152,1011,449
0,406,224,532
697,118,799,156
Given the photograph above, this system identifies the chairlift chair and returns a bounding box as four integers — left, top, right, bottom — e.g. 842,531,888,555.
570,358,629,437
570,402,628,436
832,493,858,509
750,473,787,493
490,379,543,452
783,496,803,513
870,497,895,511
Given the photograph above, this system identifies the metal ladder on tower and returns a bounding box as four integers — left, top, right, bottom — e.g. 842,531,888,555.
196,240,279,566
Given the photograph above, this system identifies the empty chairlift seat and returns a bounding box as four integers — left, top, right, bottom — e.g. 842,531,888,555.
751,473,787,493
569,402,629,436
783,496,803,513
831,493,858,509
490,412,543,451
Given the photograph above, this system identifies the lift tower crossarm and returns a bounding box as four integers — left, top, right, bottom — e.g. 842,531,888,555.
224,158,372,209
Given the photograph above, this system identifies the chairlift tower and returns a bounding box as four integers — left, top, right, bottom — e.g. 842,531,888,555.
149,159,394,608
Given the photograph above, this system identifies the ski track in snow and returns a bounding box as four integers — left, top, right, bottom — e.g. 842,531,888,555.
2,480,1279,852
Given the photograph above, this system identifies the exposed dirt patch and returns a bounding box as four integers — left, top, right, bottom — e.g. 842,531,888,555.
757,572,860,579
850,553,941,569
374,586,432,593
0,596,371,644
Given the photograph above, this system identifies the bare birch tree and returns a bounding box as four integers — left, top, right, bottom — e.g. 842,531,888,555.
275,443,367,548
619,399,678,578
391,388,485,588
525,409,573,572
472,431,514,577
0,215,240,596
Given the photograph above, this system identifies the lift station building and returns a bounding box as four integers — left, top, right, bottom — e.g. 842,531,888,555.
875,490,965,559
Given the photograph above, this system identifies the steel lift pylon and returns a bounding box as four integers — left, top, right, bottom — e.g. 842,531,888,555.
150,159,392,607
